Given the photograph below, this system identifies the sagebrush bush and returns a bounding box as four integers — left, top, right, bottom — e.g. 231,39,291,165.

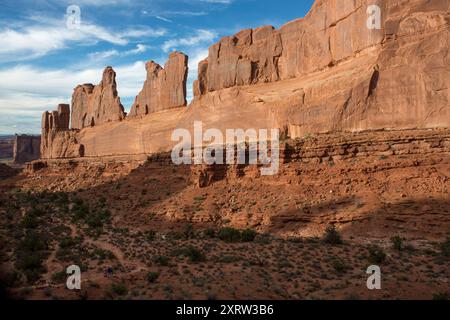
147,272,159,283
111,282,128,296
368,245,387,264
241,229,257,242
323,225,343,245
218,227,241,243
391,236,403,251
440,238,450,257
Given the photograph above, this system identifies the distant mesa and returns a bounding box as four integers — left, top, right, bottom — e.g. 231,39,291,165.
13,134,41,164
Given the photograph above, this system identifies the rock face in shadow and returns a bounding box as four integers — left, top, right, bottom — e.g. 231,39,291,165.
71,67,125,129
13,135,41,164
128,51,188,117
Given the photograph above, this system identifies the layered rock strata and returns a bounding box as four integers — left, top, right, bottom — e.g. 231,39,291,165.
39,0,449,160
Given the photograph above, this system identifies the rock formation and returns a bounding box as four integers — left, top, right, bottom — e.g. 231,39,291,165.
38,0,449,160
71,67,125,129
128,51,188,117
13,135,41,164
41,104,83,159
0,136,14,160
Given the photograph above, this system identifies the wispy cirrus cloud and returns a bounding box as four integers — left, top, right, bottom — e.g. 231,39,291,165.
162,29,217,53
88,44,150,62
0,20,166,63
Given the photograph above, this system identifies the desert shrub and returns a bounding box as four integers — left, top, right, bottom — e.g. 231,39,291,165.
241,229,257,242
72,201,89,221
168,231,185,240
368,245,387,264
440,238,450,258
182,246,205,263
59,237,76,249
432,292,449,300
145,230,156,241
94,249,115,261
85,210,111,230
111,282,128,296
331,259,348,274
322,225,343,245
183,223,195,239
255,233,272,244
16,253,46,284
51,270,66,284
1,271,21,288
153,255,170,266
391,236,403,251
204,228,216,238
147,272,159,283
22,212,38,229
218,227,241,243
19,231,47,252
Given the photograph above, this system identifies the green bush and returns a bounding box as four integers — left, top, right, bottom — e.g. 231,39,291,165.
218,227,242,243
22,212,38,229
241,229,257,242
111,282,128,296
331,259,348,274
19,231,47,252
153,255,170,266
432,292,448,300
440,238,450,257
1,271,21,288
204,228,216,238
59,237,76,249
145,230,156,241
368,245,387,264
183,223,195,239
51,270,66,284
182,246,205,263
147,272,159,283
391,236,403,251
323,225,343,245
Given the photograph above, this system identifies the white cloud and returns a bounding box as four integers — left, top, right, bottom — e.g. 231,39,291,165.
0,61,147,134
125,44,149,55
88,44,149,62
199,0,233,3
155,16,173,23
0,20,165,62
88,49,120,61
162,29,217,53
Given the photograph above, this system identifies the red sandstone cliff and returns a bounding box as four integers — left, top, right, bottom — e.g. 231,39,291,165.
39,0,449,159
128,51,188,117
71,67,125,129
41,104,83,159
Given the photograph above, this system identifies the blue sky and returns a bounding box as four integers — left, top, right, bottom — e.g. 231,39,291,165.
0,0,315,134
